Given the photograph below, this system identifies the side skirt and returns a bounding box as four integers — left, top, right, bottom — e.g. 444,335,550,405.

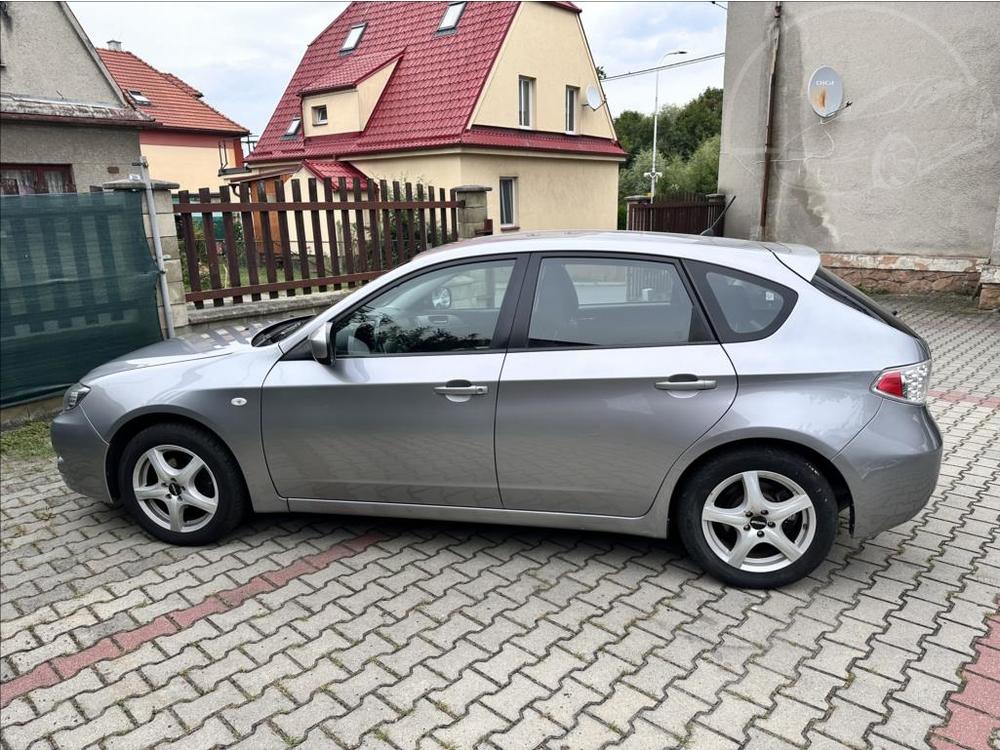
288,497,668,539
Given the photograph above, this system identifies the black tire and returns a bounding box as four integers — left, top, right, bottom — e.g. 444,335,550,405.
675,446,839,588
118,422,247,545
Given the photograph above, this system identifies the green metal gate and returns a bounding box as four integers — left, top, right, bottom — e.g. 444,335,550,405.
0,191,162,407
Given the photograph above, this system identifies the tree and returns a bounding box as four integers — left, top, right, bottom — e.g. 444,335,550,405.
613,110,652,165
655,134,720,196
661,87,723,159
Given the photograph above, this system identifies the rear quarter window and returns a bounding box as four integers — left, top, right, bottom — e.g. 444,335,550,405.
686,260,797,342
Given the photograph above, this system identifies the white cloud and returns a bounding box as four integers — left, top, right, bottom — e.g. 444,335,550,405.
69,1,726,135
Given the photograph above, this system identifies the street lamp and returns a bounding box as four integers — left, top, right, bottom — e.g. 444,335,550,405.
644,49,687,198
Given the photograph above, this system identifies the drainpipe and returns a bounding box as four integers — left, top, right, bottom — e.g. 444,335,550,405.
134,157,175,338
756,1,782,241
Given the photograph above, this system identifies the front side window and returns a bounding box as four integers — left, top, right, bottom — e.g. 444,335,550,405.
499,178,516,228
688,260,796,342
527,257,710,348
565,86,578,133
518,76,534,128
333,259,516,356
312,105,328,125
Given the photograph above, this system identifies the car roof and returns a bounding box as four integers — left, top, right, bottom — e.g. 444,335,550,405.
427,230,821,280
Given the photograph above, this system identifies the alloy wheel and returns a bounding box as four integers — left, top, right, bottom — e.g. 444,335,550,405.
131,444,219,533
701,470,817,572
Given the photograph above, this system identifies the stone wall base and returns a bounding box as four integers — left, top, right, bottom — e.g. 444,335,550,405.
820,253,987,297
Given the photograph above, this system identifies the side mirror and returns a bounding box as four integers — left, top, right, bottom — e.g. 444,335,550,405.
309,322,334,365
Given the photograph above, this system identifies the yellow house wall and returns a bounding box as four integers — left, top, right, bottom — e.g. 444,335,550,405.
459,154,618,231
302,59,397,137
303,89,361,137
141,142,238,192
353,151,618,231
471,3,615,139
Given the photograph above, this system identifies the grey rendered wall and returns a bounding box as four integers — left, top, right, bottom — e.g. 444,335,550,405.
0,1,122,106
718,2,1000,259
0,122,141,190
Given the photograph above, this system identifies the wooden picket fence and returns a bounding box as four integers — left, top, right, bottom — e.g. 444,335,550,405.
173,177,464,308
626,192,727,235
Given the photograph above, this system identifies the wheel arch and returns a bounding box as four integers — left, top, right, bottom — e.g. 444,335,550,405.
666,437,854,534
105,412,248,503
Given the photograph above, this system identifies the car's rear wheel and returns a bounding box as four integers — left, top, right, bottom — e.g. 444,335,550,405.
675,447,839,588
118,423,246,545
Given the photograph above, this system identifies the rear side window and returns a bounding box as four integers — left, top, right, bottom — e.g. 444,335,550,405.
687,261,796,342
811,268,922,340
526,257,712,348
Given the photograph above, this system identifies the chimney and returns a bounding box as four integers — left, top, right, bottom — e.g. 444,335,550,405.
107,40,122,51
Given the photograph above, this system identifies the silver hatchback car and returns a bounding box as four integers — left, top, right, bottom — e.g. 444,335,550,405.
52,231,942,588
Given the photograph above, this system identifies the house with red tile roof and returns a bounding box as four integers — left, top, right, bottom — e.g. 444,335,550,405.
97,43,248,191
247,1,625,230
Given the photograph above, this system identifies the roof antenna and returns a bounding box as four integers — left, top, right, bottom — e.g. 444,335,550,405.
700,195,736,236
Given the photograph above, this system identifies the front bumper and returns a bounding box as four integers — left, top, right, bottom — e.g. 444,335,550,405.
51,406,113,504
834,399,943,538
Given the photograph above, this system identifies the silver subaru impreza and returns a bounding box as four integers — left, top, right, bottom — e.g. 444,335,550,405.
52,231,941,588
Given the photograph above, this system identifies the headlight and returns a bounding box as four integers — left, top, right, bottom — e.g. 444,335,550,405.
63,383,91,411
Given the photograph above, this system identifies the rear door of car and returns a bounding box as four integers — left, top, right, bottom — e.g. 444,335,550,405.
494,252,737,517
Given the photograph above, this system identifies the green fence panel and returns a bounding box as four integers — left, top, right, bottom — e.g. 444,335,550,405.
0,191,162,407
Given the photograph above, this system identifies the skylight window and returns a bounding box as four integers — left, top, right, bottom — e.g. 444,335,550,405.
341,23,366,52
129,90,151,106
284,117,301,136
438,2,467,32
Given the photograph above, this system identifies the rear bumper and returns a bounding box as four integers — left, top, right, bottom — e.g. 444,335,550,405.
51,406,113,504
834,399,942,538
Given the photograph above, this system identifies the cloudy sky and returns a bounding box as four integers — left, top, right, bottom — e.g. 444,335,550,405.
69,1,726,136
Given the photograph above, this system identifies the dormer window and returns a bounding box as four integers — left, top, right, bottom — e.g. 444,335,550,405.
438,2,467,32
129,90,151,106
284,117,302,136
341,23,366,52
312,105,328,126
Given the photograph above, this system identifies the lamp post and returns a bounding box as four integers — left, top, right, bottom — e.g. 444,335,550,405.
645,49,687,198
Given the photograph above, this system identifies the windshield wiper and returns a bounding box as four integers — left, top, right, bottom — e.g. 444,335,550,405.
251,316,312,347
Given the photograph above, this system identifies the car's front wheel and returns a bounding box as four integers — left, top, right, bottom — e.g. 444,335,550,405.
675,447,839,588
118,422,247,545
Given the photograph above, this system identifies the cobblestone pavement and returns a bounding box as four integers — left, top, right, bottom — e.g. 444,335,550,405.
1,295,998,750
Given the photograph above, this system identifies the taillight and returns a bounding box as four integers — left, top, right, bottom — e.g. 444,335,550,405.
872,361,931,404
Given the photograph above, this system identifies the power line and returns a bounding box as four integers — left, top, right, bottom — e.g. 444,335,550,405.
710,1,728,10
602,52,725,82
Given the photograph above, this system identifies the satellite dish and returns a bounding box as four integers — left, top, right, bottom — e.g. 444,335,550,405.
585,84,603,110
807,66,844,117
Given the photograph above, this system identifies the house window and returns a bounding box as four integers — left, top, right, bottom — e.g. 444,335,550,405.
284,118,302,137
438,2,467,32
341,23,366,52
518,77,534,128
565,86,579,133
499,177,517,228
312,105,328,126
0,164,76,195
129,90,151,106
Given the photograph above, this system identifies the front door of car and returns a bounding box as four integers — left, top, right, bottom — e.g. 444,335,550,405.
261,256,524,507
495,254,737,517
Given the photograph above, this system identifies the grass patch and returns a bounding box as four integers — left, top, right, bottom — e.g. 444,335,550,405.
0,419,54,460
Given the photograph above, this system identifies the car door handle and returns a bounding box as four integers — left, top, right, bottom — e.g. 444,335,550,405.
655,376,717,391
434,384,488,396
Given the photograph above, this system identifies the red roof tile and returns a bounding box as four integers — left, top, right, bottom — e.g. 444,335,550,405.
97,49,248,135
302,159,369,187
300,47,403,95
250,1,623,163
